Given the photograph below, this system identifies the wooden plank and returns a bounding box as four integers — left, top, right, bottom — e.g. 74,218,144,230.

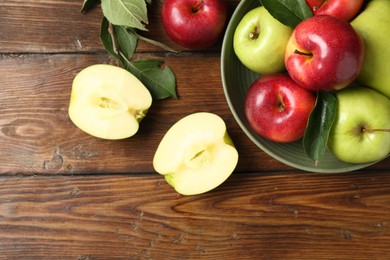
1,1,388,259
0,53,388,174
0,53,296,174
0,172,389,259
0,0,103,53
1,0,389,174
0,0,241,53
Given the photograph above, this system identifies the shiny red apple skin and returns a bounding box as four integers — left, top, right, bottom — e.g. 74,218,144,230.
285,15,365,91
245,74,316,143
306,0,364,22
161,0,228,49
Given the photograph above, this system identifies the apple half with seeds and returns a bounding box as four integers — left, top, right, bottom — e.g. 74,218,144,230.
153,112,239,195
68,64,152,140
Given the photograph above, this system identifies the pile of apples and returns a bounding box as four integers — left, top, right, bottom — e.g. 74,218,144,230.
233,0,390,164
67,0,389,195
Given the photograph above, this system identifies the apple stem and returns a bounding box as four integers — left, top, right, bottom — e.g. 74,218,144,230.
278,103,285,112
192,0,204,13
362,128,390,133
294,49,313,57
312,0,326,11
249,30,260,40
277,94,285,112
248,23,261,40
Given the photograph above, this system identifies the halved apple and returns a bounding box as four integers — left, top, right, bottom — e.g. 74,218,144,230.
153,112,239,195
68,64,152,140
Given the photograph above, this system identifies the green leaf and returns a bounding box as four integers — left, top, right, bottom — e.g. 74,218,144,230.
115,27,138,60
81,0,100,13
100,17,177,100
260,0,313,27
303,91,337,163
126,59,178,100
100,17,120,59
101,0,149,31
100,17,138,60
99,3,177,100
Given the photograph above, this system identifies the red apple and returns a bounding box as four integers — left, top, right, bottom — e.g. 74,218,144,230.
245,74,316,143
285,15,364,91
306,0,364,22
161,0,228,49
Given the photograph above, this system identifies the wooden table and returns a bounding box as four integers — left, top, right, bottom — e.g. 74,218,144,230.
1,1,389,259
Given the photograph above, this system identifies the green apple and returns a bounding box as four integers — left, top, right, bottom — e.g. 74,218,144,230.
351,0,390,98
328,87,390,164
153,112,239,195
233,6,293,74
68,64,152,140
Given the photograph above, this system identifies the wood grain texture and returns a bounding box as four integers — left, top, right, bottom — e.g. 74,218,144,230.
0,0,102,53
0,172,389,259
1,0,389,258
0,0,240,53
0,52,291,174
0,0,277,174
1,53,388,174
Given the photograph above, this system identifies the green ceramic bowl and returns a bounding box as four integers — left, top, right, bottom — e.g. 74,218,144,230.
221,0,378,173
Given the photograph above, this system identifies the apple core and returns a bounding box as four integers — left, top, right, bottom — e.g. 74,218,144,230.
153,112,239,195
68,64,152,140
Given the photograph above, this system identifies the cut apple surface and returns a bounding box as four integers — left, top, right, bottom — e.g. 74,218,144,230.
153,112,239,195
68,64,152,140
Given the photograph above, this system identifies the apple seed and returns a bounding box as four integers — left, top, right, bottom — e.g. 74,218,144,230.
99,97,119,109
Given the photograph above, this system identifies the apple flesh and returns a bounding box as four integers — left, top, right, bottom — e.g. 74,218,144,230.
351,0,390,98
153,112,239,195
305,0,364,22
161,0,228,49
328,87,390,164
68,64,152,140
233,6,293,74
245,74,316,143
285,15,364,91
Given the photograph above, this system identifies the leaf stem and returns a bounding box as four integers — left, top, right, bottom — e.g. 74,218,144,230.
128,28,180,53
107,22,135,68
108,22,119,55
